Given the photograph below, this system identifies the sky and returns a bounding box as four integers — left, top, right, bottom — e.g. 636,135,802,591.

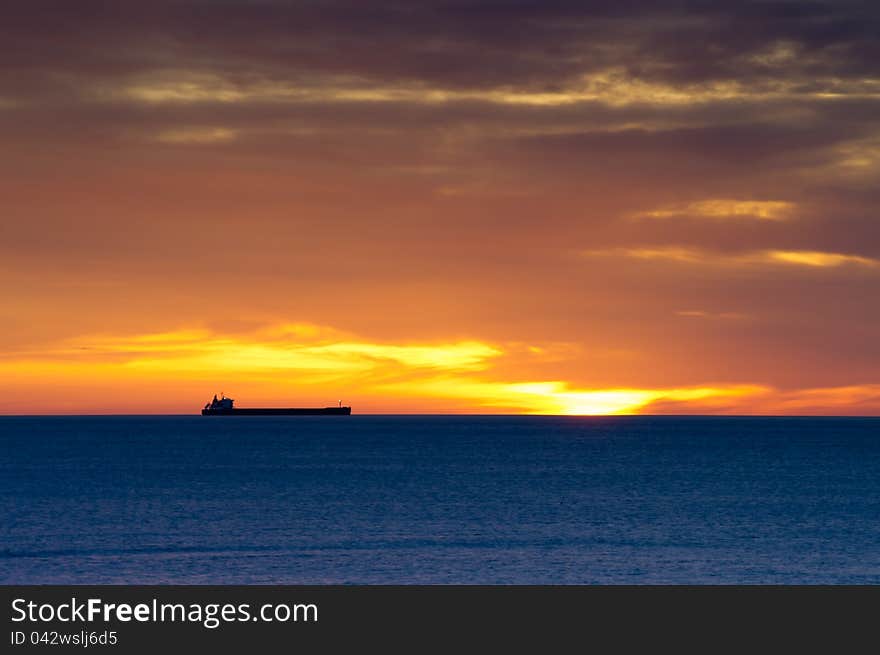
2,0,879,414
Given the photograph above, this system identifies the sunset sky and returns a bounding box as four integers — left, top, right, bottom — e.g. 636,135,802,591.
2,0,879,414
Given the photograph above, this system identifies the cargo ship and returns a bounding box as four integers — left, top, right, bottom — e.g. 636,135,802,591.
201,394,351,416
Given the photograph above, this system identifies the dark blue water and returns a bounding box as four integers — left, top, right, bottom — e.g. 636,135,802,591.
1,416,878,584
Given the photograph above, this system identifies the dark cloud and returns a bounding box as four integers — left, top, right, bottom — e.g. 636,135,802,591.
2,1,879,92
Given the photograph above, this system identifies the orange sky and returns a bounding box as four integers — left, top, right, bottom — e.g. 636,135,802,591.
2,1,879,415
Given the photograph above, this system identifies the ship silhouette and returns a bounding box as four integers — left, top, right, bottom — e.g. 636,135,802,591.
202,394,351,416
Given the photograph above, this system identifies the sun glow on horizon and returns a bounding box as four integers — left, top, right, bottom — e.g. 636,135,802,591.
2,324,875,416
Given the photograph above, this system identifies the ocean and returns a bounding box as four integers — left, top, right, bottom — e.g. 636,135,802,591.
1,415,878,584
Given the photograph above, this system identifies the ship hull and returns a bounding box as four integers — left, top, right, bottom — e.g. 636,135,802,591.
202,407,351,416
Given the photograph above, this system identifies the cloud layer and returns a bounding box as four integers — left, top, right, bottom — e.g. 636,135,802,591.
5,323,877,415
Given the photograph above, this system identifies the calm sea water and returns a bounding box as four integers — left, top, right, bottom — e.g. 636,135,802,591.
1,415,878,584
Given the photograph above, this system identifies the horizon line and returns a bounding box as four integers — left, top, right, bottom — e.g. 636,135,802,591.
1,413,878,419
